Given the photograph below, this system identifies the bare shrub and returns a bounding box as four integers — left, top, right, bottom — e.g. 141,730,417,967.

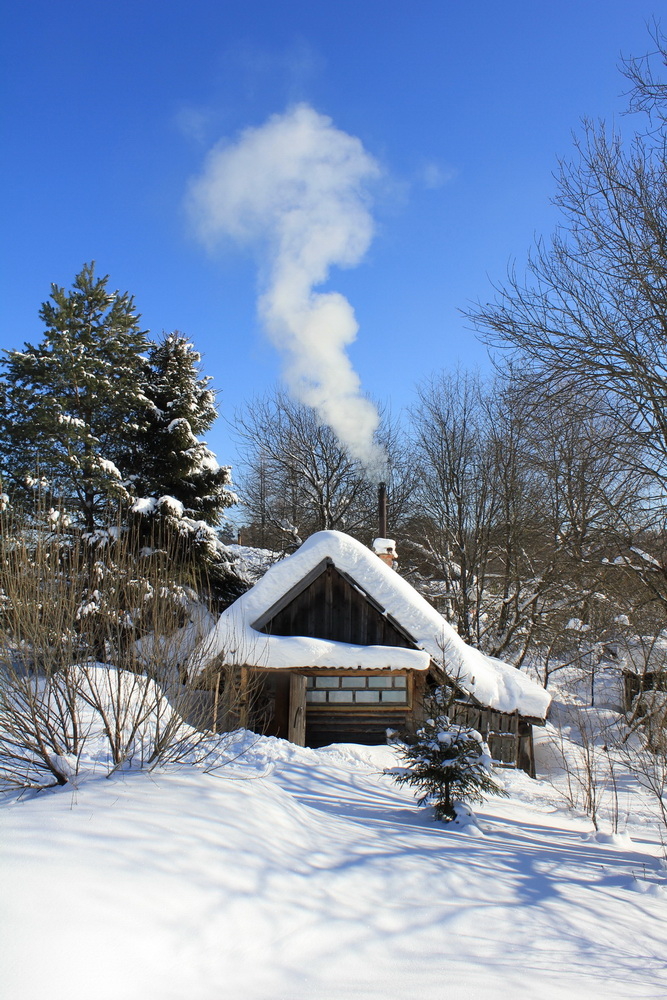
546,704,620,831
0,504,244,792
631,744,667,838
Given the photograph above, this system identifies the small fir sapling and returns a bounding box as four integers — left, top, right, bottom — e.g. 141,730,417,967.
390,691,507,821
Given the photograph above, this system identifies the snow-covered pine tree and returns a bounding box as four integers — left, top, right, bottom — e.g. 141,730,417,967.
0,263,151,532
132,333,234,523
1,268,245,604
129,333,242,601
391,690,507,821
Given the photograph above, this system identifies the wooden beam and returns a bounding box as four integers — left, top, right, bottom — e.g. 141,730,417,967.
239,666,250,730
288,674,307,746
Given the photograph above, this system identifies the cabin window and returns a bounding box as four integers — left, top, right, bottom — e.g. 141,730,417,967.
306,673,408,706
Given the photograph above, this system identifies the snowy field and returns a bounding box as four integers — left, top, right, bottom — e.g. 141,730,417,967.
2,709,667,1000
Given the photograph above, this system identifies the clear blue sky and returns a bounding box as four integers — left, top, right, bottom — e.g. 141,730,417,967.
0,1,660,477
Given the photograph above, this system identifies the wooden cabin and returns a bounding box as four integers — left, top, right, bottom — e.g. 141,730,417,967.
194,531,551,776
623,667,667,712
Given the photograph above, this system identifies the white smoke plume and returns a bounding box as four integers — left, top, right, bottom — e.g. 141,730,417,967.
187,103,387,477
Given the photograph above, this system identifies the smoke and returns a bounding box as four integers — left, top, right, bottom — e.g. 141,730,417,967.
187,103,387,477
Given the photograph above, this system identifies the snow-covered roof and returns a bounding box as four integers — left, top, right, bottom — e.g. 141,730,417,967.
619,635,667,675
196,530,551,719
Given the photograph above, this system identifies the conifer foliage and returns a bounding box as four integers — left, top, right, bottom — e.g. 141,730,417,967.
1,263,151,531
392,691,507,821
0,266,240,599
128,333,239,596
135,333,234,524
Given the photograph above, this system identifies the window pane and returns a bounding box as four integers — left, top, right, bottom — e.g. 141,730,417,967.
306,691,327,703
381,690,408,704
313,677,340,689
367,676,393,688
340,675,366,689
355,690,381,703
328,690,354,703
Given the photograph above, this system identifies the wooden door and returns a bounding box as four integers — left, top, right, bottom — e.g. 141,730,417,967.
288,673,307,746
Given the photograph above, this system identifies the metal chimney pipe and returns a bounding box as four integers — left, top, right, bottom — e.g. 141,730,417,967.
378,482,387,538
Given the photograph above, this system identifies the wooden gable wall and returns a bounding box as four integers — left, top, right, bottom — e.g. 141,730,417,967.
256,560,418,649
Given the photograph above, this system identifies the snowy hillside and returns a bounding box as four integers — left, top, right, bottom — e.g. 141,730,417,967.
2,670,667,1000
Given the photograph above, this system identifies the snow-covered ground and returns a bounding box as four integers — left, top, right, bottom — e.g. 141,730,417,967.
2,698,667,1000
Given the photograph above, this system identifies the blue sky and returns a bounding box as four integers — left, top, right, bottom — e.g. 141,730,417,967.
0,1,661,477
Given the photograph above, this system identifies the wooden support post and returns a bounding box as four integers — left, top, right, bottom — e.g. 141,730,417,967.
288,673,307,746
239,666,250,730
212,671,221,732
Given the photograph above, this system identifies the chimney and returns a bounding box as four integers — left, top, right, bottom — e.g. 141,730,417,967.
378,482,387,539
373,482,397,568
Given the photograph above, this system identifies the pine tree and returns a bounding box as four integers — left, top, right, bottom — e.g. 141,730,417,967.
128,333,242,602
1,267,244,604
0,263,151,532
391,690,507,821
131,333,235,523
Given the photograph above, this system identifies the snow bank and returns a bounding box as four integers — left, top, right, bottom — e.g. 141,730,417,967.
197,530,551,719
2,730,666,1000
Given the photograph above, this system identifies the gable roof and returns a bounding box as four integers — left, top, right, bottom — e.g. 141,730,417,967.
196,530,551,720
255,557,421,650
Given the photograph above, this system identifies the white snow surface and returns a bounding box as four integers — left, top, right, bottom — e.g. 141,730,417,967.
198,530,550,719
210,630,430,672
130,496,158,515
2,726,666,1000
95,457,122,479
372,536,396,553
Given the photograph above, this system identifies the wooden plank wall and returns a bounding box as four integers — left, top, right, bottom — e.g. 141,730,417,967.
262,564,415,648
449,700,521,768
306,709,411,747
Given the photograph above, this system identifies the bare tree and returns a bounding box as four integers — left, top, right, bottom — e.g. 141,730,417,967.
405,366,646,670
623,21,667,127
468,31,667,622
407,370,499,646
469,114,667,496
480,381,556,660
468,27,667,495
408,369,568,657
234,389,414,550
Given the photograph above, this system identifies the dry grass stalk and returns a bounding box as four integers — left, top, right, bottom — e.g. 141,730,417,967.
0,503,248,791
